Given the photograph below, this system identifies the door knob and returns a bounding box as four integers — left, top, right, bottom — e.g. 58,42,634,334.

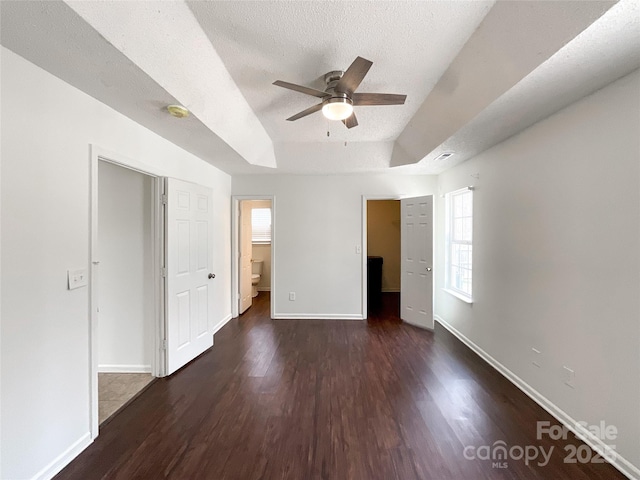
426,267,432,272
208,273,216,279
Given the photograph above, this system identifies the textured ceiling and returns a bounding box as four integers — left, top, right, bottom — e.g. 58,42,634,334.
67,0,276,168
1,1,637,176
392,0,618,167
0,0,257,173
426,0,640,174
188,0,493,144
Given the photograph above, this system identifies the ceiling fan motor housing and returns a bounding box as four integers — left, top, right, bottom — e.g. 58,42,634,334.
324,70,345,94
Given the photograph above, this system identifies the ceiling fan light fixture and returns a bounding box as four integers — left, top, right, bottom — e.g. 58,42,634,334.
322,97,353,121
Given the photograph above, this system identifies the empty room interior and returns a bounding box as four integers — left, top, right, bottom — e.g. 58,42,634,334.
1,1,639,479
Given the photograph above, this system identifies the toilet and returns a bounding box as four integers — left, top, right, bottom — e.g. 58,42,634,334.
251,259,263,298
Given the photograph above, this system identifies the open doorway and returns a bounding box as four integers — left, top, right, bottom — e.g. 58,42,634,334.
238,199,272,314
232,196,275,319
362,195,434,328
96,161,156,425
90,147,220,436
366,200,401,318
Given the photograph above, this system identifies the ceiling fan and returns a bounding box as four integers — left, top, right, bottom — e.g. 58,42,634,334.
273,56,406,129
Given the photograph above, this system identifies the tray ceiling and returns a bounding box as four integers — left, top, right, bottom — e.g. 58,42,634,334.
1,0,638,175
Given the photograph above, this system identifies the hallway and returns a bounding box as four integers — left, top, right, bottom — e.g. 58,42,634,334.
57,292,623,479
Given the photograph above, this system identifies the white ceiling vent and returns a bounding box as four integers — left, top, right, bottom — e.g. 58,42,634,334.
435,152,454,161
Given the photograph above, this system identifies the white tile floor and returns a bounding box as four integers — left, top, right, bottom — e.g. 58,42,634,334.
98,373,154,424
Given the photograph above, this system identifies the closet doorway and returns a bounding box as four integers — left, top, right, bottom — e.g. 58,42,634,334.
365,199,401,315
96,161,156,426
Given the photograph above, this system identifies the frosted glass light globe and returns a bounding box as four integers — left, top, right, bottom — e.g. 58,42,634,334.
322,98,353,121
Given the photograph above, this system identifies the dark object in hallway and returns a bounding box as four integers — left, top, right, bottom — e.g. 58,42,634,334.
56,292,625,480
367,255,383,311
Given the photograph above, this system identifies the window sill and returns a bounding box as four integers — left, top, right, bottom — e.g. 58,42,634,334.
252,241,271,245
443,288,473,304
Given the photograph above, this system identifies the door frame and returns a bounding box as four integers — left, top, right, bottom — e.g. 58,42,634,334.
231,195,276,319
89,145,166,440
361,195,402,319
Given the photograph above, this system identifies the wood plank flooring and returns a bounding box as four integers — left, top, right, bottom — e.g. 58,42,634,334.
56,293,624,479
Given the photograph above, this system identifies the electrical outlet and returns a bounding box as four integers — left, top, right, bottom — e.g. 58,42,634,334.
563,366,575,388
531,347,542,368
289,292,296,301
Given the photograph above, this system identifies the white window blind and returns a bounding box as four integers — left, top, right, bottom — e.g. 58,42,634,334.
445,188,473,301
251,208,271,243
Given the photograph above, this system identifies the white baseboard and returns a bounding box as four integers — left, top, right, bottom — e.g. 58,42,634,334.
434,315,640,480
257,287,271,292
381,288,400,293
212,313,233,335
98,364,151,373
31,432,92,480
272,313,364,320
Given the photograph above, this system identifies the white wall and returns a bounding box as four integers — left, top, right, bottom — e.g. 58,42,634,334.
232,174,437,318
0,53,3,474
435,69,640,477
0,47,232,480
98,162,153,372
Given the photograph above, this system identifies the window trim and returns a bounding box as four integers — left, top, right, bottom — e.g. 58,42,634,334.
444,187,473,303
443,287,473,304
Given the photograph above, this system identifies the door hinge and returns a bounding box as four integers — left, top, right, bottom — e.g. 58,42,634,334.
162,339,167,350
161,267,167,277
161,194,168,205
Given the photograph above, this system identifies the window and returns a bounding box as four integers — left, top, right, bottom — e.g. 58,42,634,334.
251,208,271,243
445,188,473,301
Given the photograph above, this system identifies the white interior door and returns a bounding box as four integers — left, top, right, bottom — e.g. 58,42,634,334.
401,196,434,329
166,178,215,375
239,201,253,314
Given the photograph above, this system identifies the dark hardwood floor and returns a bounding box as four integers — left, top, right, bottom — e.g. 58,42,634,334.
56,293,624,479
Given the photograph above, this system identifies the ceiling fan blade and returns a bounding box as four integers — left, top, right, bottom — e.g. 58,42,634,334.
273,80,330,98
335,56,373,94
342,112,358,129
352,93,407,106
286,103,323,121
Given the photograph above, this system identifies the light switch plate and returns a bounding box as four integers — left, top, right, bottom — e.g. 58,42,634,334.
68,268,88,290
